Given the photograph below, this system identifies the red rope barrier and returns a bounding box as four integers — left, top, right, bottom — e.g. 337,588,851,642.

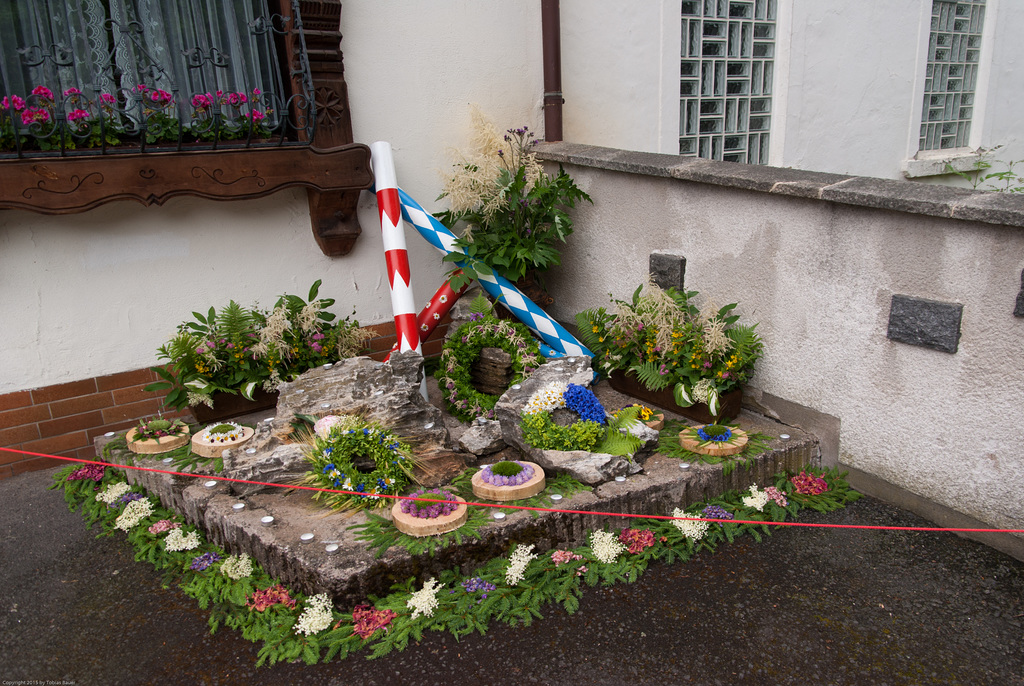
5,446,1024,533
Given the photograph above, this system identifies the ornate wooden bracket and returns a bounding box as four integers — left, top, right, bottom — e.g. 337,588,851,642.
0,144,372,214
277,0,367,256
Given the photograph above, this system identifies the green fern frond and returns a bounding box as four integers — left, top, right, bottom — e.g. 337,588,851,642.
216,301,257,338
573,307,607,350
595,406,644,456
726,323,762,359
468,292,493,316
630,361,673,391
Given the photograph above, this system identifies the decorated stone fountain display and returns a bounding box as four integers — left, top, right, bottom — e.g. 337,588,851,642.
126,417,191,455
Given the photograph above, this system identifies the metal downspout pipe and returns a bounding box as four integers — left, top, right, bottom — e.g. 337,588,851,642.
541,0,563,142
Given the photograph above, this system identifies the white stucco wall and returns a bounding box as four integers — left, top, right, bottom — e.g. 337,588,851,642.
544,161,1024,534
1,0,548,394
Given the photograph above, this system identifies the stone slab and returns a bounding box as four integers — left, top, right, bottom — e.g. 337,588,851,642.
886,294,963,354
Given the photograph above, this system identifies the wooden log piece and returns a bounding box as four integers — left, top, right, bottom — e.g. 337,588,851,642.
191,426,256,458
125,427,191,455
391,496,468,537
471,462,546,502
678,426,748,457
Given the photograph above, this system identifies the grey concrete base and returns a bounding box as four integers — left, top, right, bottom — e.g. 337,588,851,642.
96,409,816,606
742,387,840,467
841,463,1024,563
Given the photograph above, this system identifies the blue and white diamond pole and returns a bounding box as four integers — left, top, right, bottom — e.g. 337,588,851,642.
395,188,592,360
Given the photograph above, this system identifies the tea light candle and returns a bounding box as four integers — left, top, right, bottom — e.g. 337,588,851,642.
300,532,315,544
162,457,173,464
260,515,275,526
511,384,521,390
295,389,305,394
245,448,257,455
549,493,563,502
320,403,330,409
779,434,790,440
323,363,332,369
492,511,506,520
679,462,691,470
204,480,217,489
232,502,245,512
423,422,434,429
104,431,115,437
325,543,339,555
263,417,273,423
614,476,626,482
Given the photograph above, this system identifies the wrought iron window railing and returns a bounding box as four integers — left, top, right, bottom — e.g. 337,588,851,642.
0,0,316,159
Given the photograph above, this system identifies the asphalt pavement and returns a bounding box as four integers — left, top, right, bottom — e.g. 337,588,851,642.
1,466,1022,686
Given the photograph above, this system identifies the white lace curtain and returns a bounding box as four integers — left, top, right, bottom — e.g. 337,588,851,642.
0,0,284,123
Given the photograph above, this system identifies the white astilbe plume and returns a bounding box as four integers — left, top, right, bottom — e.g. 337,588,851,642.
742,484,770,512
114,498,154,531
505,544,538,585
672,508,709,540
294,593,334,635
252,305,291,358
407,577,442,619
220,553,254,580
298,301,322,333
589,530,626,564
95,481,130,504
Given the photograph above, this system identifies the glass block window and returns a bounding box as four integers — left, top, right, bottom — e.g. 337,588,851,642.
919,0,986,151
679,0,775,163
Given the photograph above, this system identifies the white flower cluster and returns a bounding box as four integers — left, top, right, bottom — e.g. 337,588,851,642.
95,481,130,504
590,530,626,564
407,577,442,619
742,484,770,512
220,553,254,580
294,593,334,636
671,508,710,540
114,498,154,531
505,544,539,585
163,528,201,552
523,383,567,415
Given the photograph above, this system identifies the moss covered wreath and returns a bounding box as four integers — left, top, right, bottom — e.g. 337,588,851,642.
300,414,419,512
436,315,544,422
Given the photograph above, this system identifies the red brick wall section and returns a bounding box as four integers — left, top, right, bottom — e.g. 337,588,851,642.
0,321,449,480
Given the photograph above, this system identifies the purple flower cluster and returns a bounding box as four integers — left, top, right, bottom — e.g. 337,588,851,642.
701,505,734,522
189,552,221,571
461,577,496,594
481,461,535,487
118,492,146,506
400,488,459,519
67,464,107,482
563,384,606,424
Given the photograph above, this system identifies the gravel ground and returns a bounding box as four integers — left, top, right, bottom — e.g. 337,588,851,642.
2,467,1021,686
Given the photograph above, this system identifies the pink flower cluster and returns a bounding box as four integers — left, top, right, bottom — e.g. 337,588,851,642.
550,549,587,576
790,471,828,496
618,528,655,554
67,464,107,482
148,519,182,534
764,486,788,507
352,604,397,639
247,583,296,612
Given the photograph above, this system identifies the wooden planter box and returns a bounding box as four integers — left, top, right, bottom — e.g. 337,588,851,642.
607,370,742,424
190,389,279,424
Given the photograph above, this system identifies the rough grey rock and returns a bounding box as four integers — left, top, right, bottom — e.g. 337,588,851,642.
494,356,641,485
224,443,310,497
458,419,506,455
272,351,449,453
649,251,686,292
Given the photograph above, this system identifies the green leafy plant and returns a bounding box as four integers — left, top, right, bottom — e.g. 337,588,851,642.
576,280,762,420
943,146,1024,193
145,280,369,411
435,108,592,292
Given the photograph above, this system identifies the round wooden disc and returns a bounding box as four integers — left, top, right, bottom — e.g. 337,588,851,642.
190,426,255,458
645,413,666,431
471,462,546,501
679,426,749,456
391,496,468,537
126,427,190,455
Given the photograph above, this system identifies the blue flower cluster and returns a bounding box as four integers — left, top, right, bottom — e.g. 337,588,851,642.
697,426,733,442
461,577,496,593
118,492,146,506
701,505,734,521
563,383,606,425
189,551,221,571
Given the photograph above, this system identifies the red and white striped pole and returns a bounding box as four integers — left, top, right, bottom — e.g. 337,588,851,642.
371,141,421,357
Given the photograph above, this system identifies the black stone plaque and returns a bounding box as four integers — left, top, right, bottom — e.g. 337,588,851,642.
887,294,963,354
649,252,686,291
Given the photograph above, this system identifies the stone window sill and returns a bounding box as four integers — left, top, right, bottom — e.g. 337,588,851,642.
902,149,985,179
